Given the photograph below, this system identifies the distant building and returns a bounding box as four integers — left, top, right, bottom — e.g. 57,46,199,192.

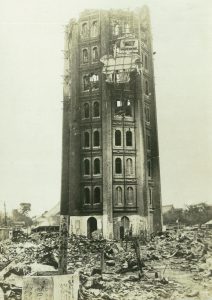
32,203,60,232
162,205,174,215
60,7,162,239
205,220,212,229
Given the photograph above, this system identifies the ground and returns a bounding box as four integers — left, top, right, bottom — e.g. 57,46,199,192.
0,228,211,299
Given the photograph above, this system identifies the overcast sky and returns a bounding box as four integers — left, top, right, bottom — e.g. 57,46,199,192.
0,0,212,216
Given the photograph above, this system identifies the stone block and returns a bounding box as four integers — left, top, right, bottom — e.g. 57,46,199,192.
22,271,79,300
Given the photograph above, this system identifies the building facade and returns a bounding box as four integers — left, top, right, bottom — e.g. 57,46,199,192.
60,7,162,239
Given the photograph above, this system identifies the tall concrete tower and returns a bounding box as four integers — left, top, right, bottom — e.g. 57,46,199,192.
60,7,162,239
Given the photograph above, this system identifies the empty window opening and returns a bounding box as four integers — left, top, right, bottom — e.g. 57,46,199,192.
93,187,100,203
144,55,148,69
115,99,123,114
83,75,90,91
115,186,123,205
124,23,130,34
91,21,98,37
127,187,134,204
84,188,90,204
113,23,119,36
94,158,100,174
147,134,151,150
126,158,133,175
125,99,132,117
145,106,150,123
92,47,99,62
115,130,121,146
93,102,100,117
82,23,88,37
84,103,89,118
82,49,88,63
84,159,90,175
115,158,122,174
84,132,90,147
87,217,97,238
149,188,152,205
145,80,149,95
93,131,100,147
147,160,151,178
126,130,132,146
90,73,99,90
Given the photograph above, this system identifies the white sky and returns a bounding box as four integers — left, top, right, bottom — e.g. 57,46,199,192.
0,0,212,216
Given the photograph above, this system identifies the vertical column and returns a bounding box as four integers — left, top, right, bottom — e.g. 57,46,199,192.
100,12,113,239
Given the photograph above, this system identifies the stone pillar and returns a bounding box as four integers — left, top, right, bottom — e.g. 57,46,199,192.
58,215,69,275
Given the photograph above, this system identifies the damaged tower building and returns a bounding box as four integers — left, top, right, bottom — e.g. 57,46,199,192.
61,7,162,240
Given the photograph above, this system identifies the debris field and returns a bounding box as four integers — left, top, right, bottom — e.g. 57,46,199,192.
0,229,212,299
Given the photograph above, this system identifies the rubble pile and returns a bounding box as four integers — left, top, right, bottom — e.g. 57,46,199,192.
0,229,211,299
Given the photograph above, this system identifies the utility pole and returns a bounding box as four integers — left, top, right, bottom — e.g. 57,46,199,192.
4,202,7,227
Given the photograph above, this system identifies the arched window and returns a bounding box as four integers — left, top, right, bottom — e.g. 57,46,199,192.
115,186,122,205
149,188,152,205
94,158,100,174
146,134,151,150
145,106,150,123
92,47,99,62
94,187,100,203
115,130,121,146
91,21,98,37
145,80,149,95
84,103,89,118
84,132,89,147
147,160,151,178
127,187,134,204
84,188,90,204
93,131,100,147
124,23,130,34
84,159,90,175
114,24,119,35
126,130,132,146
83,75,89,91
115,99,122,114
126,158,133,175
82,22,88,37
82,49,88,63
93,102,100,117
145,55,148,70
125,99,132,116
115,158,122,174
